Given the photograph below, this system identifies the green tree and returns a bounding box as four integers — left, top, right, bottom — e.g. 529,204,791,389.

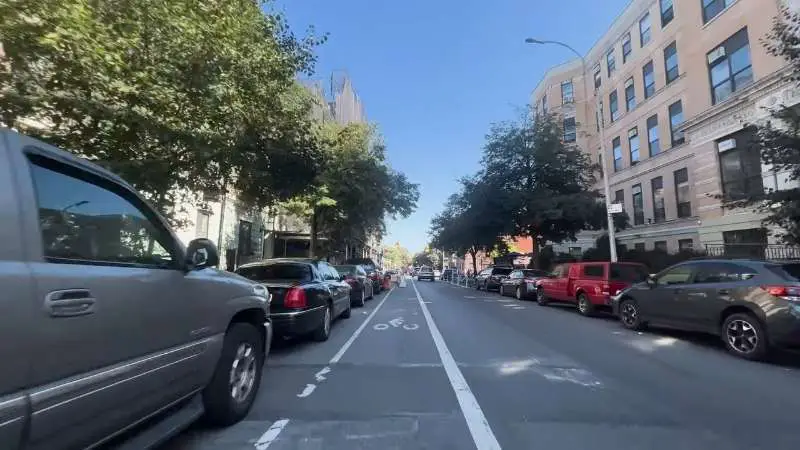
0,0,323,225
412,251,434,268
721,7,800,244
383,243,411,269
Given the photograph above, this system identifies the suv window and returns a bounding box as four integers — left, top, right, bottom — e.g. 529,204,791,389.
237,263,311,281
523,269,549,278
766,263,800,281
693,263,755,283
28,156,176,268
583,264,605,278
657,265,692,285
610,264,648,282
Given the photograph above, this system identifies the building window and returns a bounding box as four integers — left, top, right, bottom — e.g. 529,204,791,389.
703,0,736,24
678,239,694,251
613,137,623,172
651,176,666,223
664,41,679,84
625,77,636,111
655,241,668,251
647,115,660,156
718,128,763,201
674,168,691,218
639,13,652,46
607,48,616,77
614,189,625,211
708,28,753,105
610,90,619,122
628,127,640,164
622,33,633,63
561,80,574,104
541,94,547,114
196,211,211,238
634,242,646,252
563,117,577,142
660,0,674,26
643,61,655,98
669,100,684,146
632,184,644,225
593,64,602,89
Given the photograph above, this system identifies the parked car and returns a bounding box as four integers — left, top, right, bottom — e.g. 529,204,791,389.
417,266,436,281
536,261,648,316
441,268,454,281
500,269,550,299
434,269,441,278
1,129,272,450
236,259,351,342
345,257,382,293
612,259,800,360
475,266,513,291
334,264,374,307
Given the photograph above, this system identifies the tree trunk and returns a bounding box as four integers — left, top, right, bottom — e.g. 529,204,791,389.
309,207,317,258
469,248,477,276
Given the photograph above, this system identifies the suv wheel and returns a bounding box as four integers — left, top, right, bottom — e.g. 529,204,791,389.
619,299,644,330
313,305,332,341
536,287,548,306
577,293,594,317
722,313,768,361
202,323,264,427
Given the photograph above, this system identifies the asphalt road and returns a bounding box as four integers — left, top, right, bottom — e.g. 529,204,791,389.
165,278,800,450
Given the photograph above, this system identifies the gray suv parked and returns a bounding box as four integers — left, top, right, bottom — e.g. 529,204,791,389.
0,130,272,449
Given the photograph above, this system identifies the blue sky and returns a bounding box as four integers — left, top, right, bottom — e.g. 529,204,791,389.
278,0,631,253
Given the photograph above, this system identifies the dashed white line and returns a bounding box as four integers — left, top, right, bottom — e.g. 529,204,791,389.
254,419,290,450
297,383,316,398
314,366,331,382
411,281,501,450
329,287,395,364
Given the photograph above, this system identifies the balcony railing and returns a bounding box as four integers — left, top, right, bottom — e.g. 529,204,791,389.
703,244,800,261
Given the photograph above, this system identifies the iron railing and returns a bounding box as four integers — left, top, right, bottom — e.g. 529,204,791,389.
703,244,800,261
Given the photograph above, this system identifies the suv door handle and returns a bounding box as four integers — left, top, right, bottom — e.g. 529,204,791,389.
44,289,96,317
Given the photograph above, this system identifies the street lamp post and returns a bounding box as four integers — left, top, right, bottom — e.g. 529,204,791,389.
524,38,618,262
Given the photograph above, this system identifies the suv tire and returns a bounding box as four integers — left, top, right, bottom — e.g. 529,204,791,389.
577,293,595,317
202,323,264,427
619,299,644,330
536,287,548,306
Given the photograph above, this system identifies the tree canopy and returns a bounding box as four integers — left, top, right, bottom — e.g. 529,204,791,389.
0,0,324,225
383,243,412,269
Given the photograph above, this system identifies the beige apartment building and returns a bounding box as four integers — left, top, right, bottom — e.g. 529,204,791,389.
533,0,800,256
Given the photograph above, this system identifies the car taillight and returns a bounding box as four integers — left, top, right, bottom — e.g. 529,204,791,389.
762,285,800,302
284,287,307,308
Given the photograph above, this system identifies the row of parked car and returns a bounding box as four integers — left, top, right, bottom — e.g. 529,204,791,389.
0,130,389,450
475,259,800,361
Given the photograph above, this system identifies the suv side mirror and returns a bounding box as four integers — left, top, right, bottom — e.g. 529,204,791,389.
646,274,657,288
186,238,219,270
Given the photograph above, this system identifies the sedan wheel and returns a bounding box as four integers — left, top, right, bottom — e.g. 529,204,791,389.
515,286,522,300
619,300,643,330
536,287,548,306
722,313,768,360
313,306,332,341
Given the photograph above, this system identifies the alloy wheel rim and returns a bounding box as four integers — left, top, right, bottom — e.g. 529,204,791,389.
229,343,257,403
727,319,758,354
537,289,544,302
621,303,637,326
516,287,521,299
324,307,331,335
578,296,588,313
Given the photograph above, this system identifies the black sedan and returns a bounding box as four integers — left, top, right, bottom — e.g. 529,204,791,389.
475,266,513,291
334,264,374,307
346,257,382,294
236,258,352,342
499,269,550,300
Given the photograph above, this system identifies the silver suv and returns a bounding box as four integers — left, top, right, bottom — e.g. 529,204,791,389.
0,130,272,449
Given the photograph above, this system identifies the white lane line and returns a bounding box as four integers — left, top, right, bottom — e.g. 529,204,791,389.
254,419,290,450
297,383,316,398
315,366,331,382
329,287,395,364
411,281,501,450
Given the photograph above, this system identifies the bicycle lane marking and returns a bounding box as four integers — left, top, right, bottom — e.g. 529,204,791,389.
411,280,502,450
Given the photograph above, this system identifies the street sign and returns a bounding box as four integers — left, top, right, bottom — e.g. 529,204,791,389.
608,203,624,214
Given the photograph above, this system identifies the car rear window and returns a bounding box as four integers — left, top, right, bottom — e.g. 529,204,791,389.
610,264,648,282
237,263,312,281
492,268,513,275
766,263,800,281
334,265,357,275
582,265,605,277
522,269,548,277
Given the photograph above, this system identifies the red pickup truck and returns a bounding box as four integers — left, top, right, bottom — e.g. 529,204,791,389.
535,262,648,316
